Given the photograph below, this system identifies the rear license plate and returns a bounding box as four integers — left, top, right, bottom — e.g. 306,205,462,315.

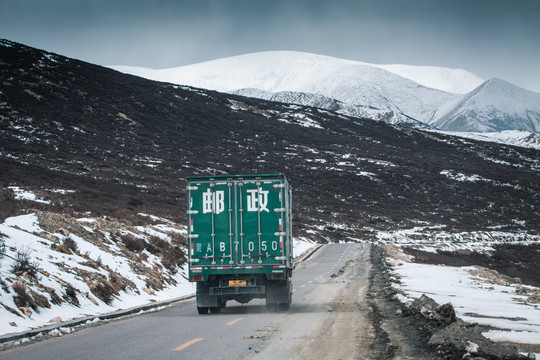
229,280,247,287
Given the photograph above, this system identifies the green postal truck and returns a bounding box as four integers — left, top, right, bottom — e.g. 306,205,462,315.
187,174,293,314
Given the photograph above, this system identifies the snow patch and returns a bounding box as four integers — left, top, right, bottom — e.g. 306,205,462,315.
8,187,50,204
389,244,540,347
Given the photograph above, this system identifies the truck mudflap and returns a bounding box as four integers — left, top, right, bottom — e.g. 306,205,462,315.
196,282,228,314
265,279,292,310
196,282,217,307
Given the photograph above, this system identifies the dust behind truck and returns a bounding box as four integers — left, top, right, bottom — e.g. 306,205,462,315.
187,174,293,314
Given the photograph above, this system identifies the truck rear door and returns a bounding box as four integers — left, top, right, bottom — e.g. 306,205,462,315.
187,176,287,268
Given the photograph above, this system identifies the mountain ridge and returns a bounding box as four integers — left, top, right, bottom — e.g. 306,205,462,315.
111,50,483,94
111,51,540,134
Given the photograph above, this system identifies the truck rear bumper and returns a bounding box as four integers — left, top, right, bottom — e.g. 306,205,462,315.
210,285,265,295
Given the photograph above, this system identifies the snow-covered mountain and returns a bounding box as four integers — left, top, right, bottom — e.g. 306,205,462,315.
433,78,540,132
111,51,540,134
112,51,483,94
111,51,472,126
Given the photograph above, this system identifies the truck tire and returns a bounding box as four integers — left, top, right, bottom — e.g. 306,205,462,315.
209,306,221,313
197,306,209,314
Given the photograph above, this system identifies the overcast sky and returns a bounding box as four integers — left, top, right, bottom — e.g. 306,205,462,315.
2,0,539,92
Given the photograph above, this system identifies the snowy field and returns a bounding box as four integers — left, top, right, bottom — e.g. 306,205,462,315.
0,212,316,338
387,245,540,350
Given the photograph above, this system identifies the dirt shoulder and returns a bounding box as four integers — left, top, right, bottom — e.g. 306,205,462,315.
368,245,434,359
290,243,435,359
294,245,376,359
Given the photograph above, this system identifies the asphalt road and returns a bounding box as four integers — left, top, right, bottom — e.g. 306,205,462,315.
1,243,371,360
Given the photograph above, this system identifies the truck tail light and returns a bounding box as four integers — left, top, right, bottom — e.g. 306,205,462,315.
271,273,284,280
191,275,204,281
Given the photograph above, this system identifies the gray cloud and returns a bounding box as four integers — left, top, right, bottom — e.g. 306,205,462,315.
1,0,539,92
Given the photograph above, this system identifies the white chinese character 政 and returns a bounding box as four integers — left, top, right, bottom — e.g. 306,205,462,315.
247,188,269,212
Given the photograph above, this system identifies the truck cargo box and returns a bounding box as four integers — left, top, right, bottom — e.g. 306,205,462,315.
187,174,293,313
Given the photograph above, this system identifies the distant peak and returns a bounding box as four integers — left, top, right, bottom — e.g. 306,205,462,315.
484,77,513,86
472,77,540,96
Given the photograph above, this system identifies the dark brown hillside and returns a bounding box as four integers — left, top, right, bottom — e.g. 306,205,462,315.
1,39,538,241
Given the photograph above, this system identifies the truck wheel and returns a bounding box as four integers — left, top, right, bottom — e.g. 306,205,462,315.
209,306,221,313
197,306,209,314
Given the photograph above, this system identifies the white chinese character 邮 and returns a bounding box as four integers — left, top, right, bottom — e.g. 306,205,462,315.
202,189,225,214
